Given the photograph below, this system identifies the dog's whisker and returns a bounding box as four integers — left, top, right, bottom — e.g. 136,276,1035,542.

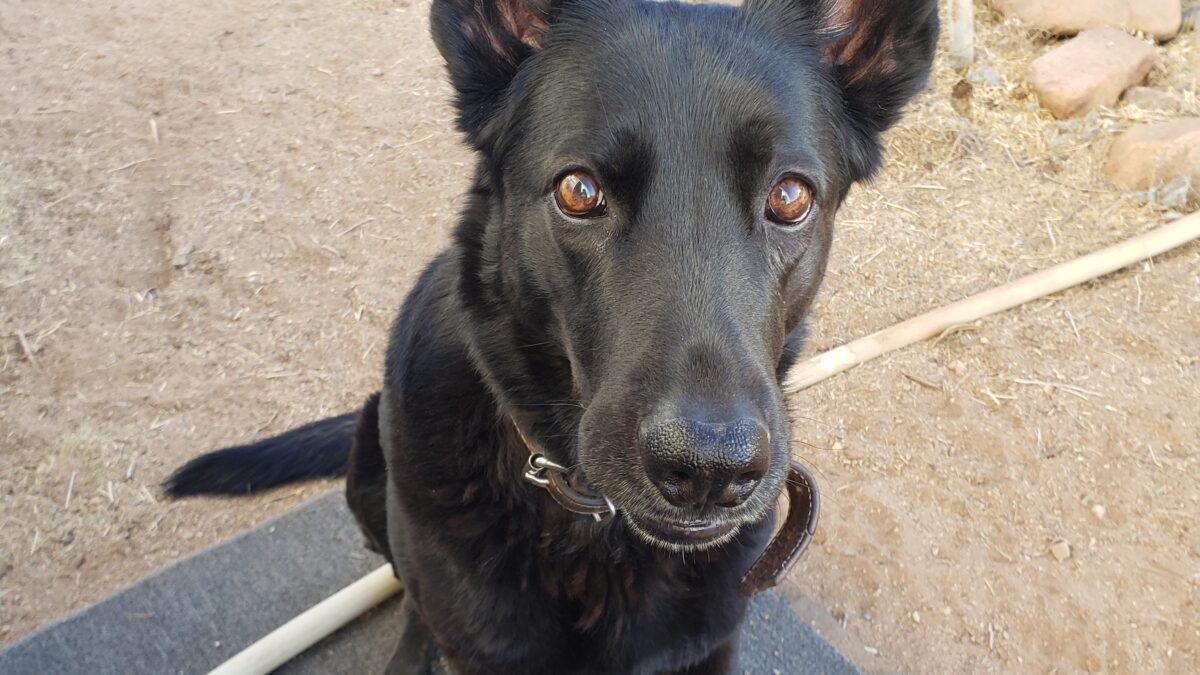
507,401,586,410
791,438,828,451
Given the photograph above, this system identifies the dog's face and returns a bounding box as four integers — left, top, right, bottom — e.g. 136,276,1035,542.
437,0,937,550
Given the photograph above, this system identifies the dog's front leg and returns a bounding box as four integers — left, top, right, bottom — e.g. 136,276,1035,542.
383,595,438,675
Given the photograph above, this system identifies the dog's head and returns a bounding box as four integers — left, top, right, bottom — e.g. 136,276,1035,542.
437,0,937,550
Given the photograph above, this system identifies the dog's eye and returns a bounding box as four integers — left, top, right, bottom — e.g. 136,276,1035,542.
555,171,606,218
765,176,814,225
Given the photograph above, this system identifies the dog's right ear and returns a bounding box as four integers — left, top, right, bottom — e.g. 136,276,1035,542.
430,0,570,149
745,0,939,181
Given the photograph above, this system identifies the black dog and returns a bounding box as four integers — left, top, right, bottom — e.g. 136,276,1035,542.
166,0,937,672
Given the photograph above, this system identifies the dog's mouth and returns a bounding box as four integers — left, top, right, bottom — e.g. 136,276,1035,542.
623,512,742,552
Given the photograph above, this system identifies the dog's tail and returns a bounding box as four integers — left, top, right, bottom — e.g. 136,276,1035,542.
163,404,366,497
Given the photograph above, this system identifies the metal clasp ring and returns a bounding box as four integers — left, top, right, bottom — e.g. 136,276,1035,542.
523,452,568,487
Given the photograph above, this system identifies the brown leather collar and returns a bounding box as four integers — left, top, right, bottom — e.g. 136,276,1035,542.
515,420,616,520
513,418,820,595
737,460,820,597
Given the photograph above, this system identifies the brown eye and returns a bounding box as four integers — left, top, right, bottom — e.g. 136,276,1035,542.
766,176,814,225
554,171,605,218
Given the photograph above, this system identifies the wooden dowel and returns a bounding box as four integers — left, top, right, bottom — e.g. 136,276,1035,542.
949,0,975,70
783,213,1200,393
207,564,403,675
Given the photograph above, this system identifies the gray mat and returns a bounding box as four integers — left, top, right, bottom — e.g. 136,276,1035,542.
0,492,858,675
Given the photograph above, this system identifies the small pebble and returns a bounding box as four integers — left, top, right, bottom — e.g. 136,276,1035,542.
911,610,921,623
831,440,845,452
1184,7,1200,32
172,243,195,268
1091,504,1107,520
966,64,1003,88
1050,539,1071,562
1158,176,1191,210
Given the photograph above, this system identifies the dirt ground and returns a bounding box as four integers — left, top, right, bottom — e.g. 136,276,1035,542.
1,1,1197,672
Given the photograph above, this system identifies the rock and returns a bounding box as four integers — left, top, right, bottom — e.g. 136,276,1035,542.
993,0,1183,41
1028,28,1157,119
1050,539,1072,561
1090,504,1107,520
966,64,1004,88
1122,86,1186,113
1184,6,1200,32
1158,175,1193,209
172,243,195,268
1105,118,1200,202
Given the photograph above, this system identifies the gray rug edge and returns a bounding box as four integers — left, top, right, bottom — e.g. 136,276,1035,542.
8,490,349,648
1,490,863,675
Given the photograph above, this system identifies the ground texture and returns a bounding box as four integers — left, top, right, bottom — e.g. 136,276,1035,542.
1,1,1198,673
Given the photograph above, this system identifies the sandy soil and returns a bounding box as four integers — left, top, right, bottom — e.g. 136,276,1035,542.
2,1,1198,673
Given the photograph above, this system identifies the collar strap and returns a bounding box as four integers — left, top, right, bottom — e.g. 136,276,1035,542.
523,453,617,521
514,420,617,521
737,460,821,597
513,418,820,594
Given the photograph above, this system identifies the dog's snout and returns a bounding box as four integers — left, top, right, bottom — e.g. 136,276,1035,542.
640,415,770,510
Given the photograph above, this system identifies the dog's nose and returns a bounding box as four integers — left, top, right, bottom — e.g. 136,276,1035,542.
639,415,770,509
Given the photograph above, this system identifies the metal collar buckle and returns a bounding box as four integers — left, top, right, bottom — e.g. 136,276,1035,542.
523,452,617,522
522,453,566,487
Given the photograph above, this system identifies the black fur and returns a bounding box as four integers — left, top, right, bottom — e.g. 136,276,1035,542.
163,412,356,496
165,1,937,672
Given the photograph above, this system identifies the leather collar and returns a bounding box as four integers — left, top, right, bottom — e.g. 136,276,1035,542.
513,418,820,596
737,460,820,597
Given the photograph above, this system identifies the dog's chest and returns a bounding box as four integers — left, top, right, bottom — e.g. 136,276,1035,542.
439,524,757,674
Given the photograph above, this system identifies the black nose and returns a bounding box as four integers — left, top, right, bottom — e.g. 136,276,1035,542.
640,415,770,509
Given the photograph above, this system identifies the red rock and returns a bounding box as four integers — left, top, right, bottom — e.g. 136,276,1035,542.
1027,28,1156,119
1105,119,1200,198
994,0,1183,41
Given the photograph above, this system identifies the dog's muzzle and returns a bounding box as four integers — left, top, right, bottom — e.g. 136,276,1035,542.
513,417,820,597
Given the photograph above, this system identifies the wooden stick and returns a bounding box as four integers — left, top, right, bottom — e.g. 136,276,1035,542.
949,0,975,70
783,213,1200,393
207,564,403,675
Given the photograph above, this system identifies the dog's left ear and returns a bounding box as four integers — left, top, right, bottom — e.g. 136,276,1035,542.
747,0,939,181
430,0,572,150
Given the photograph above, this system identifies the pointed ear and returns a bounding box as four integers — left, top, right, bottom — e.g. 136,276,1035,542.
748,0,939,180
430,0,568,149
